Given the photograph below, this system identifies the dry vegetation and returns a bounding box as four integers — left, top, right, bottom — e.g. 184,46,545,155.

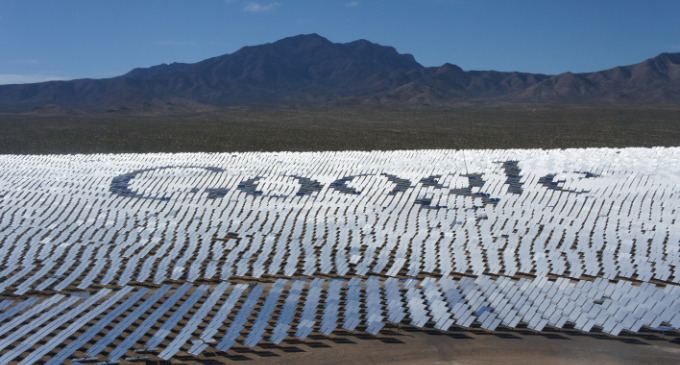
1,104,680,364
1,104,679,154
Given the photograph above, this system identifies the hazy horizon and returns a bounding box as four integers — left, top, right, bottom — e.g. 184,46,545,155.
1,1,679,85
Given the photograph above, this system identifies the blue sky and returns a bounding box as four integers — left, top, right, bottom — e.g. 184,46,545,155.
1,0,679,84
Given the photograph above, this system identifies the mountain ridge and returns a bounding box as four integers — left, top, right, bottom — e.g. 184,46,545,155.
1,34,679,111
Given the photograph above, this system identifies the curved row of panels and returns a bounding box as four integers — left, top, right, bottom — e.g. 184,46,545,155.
0,147,679,363
1,275,680,364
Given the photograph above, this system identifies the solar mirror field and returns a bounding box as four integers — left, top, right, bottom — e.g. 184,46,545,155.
0,147,679,363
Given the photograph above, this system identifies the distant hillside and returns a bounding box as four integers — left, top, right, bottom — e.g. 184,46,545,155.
1,34,679,111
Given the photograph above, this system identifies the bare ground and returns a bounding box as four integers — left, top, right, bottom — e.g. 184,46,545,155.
3,104,680,364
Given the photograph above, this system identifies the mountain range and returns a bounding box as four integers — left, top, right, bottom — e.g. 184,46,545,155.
1,33,679,111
